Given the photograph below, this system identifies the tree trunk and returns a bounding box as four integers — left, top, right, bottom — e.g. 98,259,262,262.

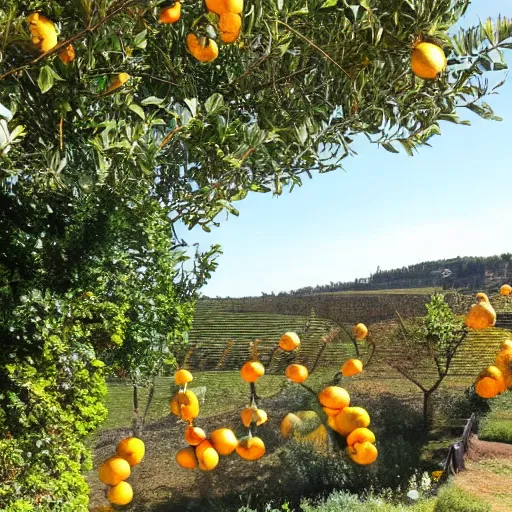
132,383,142,437
423,391,433,431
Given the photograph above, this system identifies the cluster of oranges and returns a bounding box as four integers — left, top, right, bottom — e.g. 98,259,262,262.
97,437,145,505
475,339,512,399
27,13,75,63
465,292,497,330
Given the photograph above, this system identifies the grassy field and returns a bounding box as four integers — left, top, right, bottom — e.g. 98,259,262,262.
311,287,440,296
479,392,512,444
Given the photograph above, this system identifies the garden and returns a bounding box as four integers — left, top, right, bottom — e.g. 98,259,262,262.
1,0,512,511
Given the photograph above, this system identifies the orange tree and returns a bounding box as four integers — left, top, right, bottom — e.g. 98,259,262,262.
1,1,512,510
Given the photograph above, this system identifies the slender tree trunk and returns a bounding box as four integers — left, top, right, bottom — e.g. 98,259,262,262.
132,382,141,437
423,391,433,431
141,377,156,429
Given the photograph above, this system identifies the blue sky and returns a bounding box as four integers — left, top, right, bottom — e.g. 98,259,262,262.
178,0,512,298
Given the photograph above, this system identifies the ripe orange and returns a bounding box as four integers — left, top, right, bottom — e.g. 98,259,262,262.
195,440,219,470
59,44,75,64
107,481,133,505
159,3,181,24
335,406,370,436
116,437,145,466
500,284,512,296
210,428,238,456
174,368,193,386
353,323,368,340
280,413,301,438
475,292,490,303
322,406,341,417
170,389,200,421
27,13,58,52
285,364,309,383
411,42,447,79
98,456,131,486
176,446,198,469
184,426,206,446
236,436,265,460
346,441,378,465
346,427,375,447
317,386,350,410
341,359,363,377
186,34,219,63
240,360,265,383
219,12,241,44
465,301,496,330
279,332,300,351
206,0,243,14
475,376,502,399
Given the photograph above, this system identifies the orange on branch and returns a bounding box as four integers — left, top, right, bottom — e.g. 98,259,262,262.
347,441,378,465
107,481,133,506
98,457,131,486
317,386,350,410
475,376,502,398
159,3,181,24
240,360,265,382
335,406,370,436
116,437,145,466
219,12,241,44
285,363,309,383
280,413,302,438
186,33,218,63
475,292,490,303
465,301,496,330
195,440,219,470
346,427,375,447
341,359,363,377
170,389,199,421
279,332,301,351
411,42,447,79
58,44,75,64
236,436,265,460
176,447,198,469
27,13,58,52
322,406,342,417
184,426,206,446
500,284,512,296
353,323,368,340
174,368,193,386
210,428,238,455
206,0,243,14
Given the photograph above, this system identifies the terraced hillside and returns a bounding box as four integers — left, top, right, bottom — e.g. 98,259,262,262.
186,298,512,380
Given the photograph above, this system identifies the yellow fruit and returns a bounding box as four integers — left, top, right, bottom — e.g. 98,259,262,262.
184,426,206,446
210,428,238,456
240,360,265,383
478,366,504,381
176,446,198,469
327,416,339,432
195,440,220,470
346,427,375,447
98,456,131,486
475,292,490,303
174,368,193,386
285,364,309,383
495,349,512,377
116,437,145,466
159,3,181,24
411,42,447,79
280,413,302,438
104,73,131,94
322,406,341,417
347,441,378,465
341,359,363,377
500,284,512,296
475,376,502,399
353,323,368,340
186,34,219,63
170,390,200,421
465,301,496,330
317,386,350,410
27,13,58,53
58,44,75,64
107,481,133,506
219,12,241,44
335,407,370,436
236,436,265,460
279,332,301,351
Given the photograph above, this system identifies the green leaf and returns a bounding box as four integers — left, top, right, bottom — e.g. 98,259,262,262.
129,104,145,120
37,66,63,94
205,93,224,114
381,142,399,154
184,98,198,117
141,96,165,106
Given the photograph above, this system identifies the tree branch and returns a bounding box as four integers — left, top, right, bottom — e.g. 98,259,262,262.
387,361,427,393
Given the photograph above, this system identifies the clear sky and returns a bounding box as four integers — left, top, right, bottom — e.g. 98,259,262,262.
177,0,512,298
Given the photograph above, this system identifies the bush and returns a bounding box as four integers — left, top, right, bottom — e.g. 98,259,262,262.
434,485,491,512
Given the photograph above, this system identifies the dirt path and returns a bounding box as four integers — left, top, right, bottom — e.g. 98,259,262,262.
454,437,512,512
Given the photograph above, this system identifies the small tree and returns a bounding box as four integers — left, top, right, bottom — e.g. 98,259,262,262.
382,293,467,429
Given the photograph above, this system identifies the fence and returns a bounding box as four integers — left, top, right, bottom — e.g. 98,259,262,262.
440,413,477,482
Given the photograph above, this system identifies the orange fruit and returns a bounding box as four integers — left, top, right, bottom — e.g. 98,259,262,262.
346,441,378,465
174,368,193,386
195,440,219,470
240,360,265,383
327,416,339,433
353,323,368,340
322,406,341,417
478,366,504,381
170,389,200,421
58,44,75,64
500,284,512,296
465,301,496,330
98,456,131,486
186,34,219,63
184,426,206,446
411,42,447,79
241,408,267,427
280,413,301,438
107,481,133,505
206,0,243,14
279,332,300,351
176,446,198,469
219,12,241,44
475,377,502,399
475,292,490,303
210,428,238,456
346,427,375,447
285,364,309,383
159,3,181,24
236,436,265,460
335,406,370,436
116,437,145,466
317,386,350,410
500,340,512,352
27,13,58,52
341,359,363,377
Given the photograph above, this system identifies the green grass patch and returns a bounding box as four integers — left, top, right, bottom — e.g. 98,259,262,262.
479,392,512,444
434,484,491,512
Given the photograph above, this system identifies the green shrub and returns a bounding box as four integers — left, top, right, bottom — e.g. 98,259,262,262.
479,418,512,444
434,485,491,512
